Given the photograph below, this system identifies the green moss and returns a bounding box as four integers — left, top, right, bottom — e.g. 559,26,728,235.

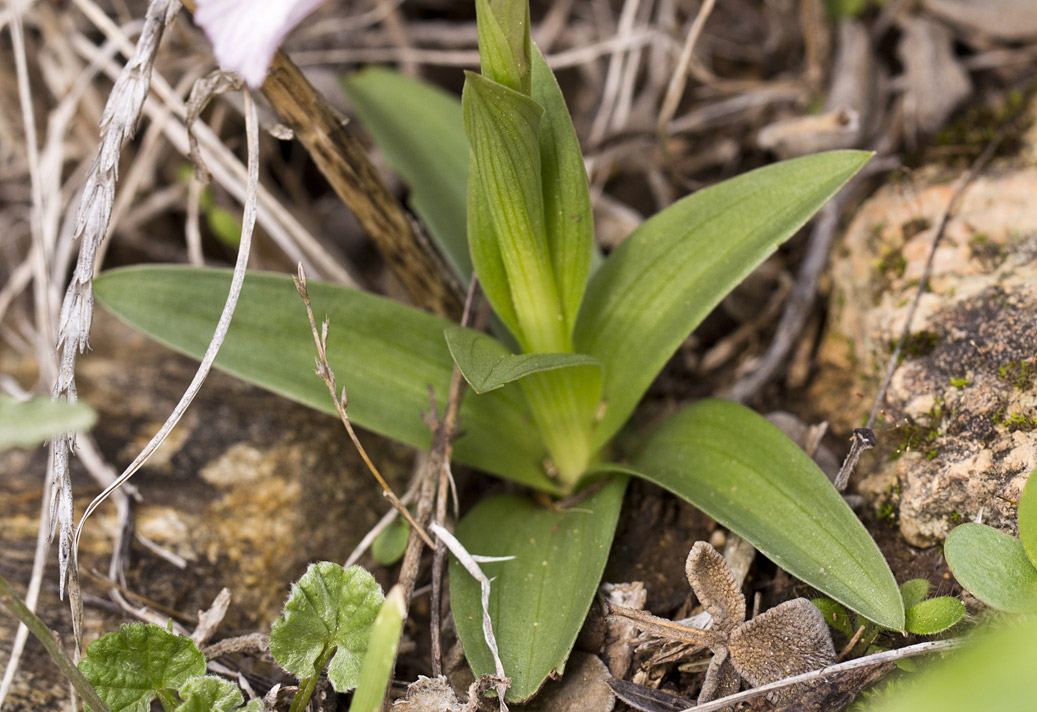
901,217,931,240
891,398,949,461
950,377,970,388
877,248,908,279
997,360,1036,390
890,330,941,363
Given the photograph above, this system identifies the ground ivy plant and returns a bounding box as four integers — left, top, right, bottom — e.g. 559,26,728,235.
93,0,905,701
75,562,400,712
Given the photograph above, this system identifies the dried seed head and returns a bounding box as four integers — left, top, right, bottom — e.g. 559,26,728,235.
728,598,835,701
686,542,746,631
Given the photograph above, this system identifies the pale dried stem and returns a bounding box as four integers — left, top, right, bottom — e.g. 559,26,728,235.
657,0,716,149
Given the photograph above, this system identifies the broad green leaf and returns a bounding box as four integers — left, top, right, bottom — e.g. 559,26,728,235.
269,562,384,692
341,68,471,281
444,326,600,394
78,623,205,712
810,598,855,639
475,0,531,94
900,578,931,610
575,151,872,448
904,597,966,635
868,616,1037,712
94,266,558,492
464,72,567,353
530,44,593,332
625,399,904,630
0,395,95,450
175,676,260,712
450,475,627,702
371,516,410,566
944,523,1037,613
1016,469,1037,568
348,586,406,712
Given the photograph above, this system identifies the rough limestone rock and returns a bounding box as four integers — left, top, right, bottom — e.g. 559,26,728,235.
824,162,1037,547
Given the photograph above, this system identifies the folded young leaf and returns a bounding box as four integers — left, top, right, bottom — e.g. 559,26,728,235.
348,586,406,712
474,0,531,94
574,151,871,449
444,325,600,394
450,475,627,702
94,266,558,491
944,523,1037,613
78,623,206,712
623,399,904,630
341,68,471,282
529,44,594,334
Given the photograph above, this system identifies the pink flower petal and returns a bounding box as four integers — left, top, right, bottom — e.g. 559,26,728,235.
194,0,326,88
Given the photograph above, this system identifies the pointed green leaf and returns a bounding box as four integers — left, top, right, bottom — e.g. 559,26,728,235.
624,399,903,630
811,598,855,639
444,326,600,394
944,523,1037,613
464,72,566,352
0,395,96,450
530,44,593,332
270,563,384,692
371,516,410,566
574,151,872,448
475,0,531,94
900,578,931,610
450,476,627,702
94,266,558,491
904,597,965,635
175,676,252,712
340,68,471,282
348,586,406,712
78,623,205,712
1016,469,1037,568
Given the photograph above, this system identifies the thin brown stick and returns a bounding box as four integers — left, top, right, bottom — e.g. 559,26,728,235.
838,624,867,660
293,265,435,550
607,602,718,648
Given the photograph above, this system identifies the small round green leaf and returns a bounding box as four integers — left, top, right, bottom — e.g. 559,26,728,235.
270,562,384,692
1016,469,1037,568
904,597,966,635
945,523,1037,613
811,598,855,639
78,623,205,712
899,578,931,611
371,517,410,566
175,676,246,712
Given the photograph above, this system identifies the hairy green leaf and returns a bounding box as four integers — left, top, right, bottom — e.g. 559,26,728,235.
464,72,567,352
575,151,872,448
944,523,1037,613
625,399,903,630
811,598,855,639
1016,470,1037,569
175,676,260,712
445,326,600,394
270,562,384,692
530,44,593,332
341,68,471,281
348,586,406,712
0,395,95,450
94,266,557,491
78,623,205,712
899,578,931,611
450,476,627,702
904,597,965,635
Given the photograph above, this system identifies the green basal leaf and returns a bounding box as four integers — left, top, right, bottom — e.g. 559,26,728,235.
340,68,471,282
811,598,855,639
0,395,96,450
900,578,931,611
868,616,1037,712
371,516,410,566
78,623,206,712
463,72,567,353
94,266,558,492
468,161,522,336
575,151,872,448
175,676,260,712
348,586,406,712
450,475,627,702
1016,469,1037,568
625,399,904,630
269,562,384,692
444,326,600,394
529,44,593,332
475,0,531,94
944,523,1037,613
904,597,966,635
